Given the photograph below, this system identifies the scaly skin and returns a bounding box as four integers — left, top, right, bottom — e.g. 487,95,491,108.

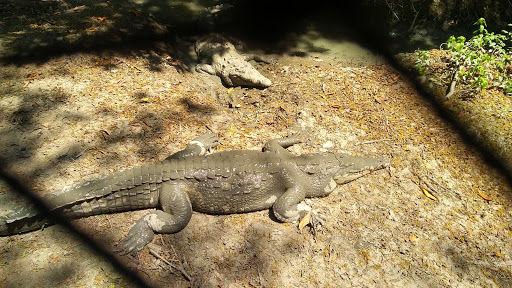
0,133,389,255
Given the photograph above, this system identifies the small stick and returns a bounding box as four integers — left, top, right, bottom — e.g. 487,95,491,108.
158,234,166,246
446,66,461,99
356,139,394,145
385,0,400,21
149,248,191,281
408,1,421,31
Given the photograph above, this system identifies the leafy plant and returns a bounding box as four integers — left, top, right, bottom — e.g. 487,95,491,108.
415,50,430,75
417,18,512,95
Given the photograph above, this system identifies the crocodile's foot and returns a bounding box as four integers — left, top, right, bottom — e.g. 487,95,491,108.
299,209,325,235
120,219,155,256
191,133,219,152
309,210,326,235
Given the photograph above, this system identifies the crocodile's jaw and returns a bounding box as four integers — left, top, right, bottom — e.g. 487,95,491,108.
333,155,389,184
232,73,272,88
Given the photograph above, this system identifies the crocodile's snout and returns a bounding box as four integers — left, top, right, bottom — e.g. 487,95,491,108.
232,73,272,88
333,156,389,184
256,77,272,88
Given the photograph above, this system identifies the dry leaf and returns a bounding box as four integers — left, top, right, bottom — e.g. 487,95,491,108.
422,188,437,201
26,71,42,79
142,119,152,127
477,189,493,202
66,241,82,250
130,65,142,71
374,96,388,103
86,27,97,34
99,129,110,136
388,74,400,84
409,234,418,242
96,59,112,66
72,5,87,12
96,17,108,22
298,211,312,233
129,9,144,18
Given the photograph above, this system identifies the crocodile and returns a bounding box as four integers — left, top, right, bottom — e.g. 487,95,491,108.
0,133,388,255
195,34,272,88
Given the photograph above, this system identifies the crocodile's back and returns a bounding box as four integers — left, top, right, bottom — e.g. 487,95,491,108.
176,150,289,214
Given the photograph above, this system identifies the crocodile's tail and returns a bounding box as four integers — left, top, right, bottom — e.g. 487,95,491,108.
0,205,51,236
1,163,163,236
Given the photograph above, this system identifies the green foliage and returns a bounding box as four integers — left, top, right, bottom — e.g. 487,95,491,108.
415,50,430,75
417,18,512,95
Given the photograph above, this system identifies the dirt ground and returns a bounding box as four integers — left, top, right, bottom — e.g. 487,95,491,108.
1,1,512,288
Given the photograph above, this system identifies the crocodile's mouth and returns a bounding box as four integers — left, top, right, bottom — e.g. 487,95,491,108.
333,169,373,184
333,155,389,184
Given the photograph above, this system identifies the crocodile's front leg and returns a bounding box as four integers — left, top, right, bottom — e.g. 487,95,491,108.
166,133,218,160
263,136,301,156
121,181,192,255
196,63,235,84
244,54,274,64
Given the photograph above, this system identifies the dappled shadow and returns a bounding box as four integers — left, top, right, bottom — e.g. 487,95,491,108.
444,246,512,286
1,0,512,287
0,168,150,287
0,0,169,62
163,213,306,287
0,0,394,66
0,45,220,286
179,96,216,114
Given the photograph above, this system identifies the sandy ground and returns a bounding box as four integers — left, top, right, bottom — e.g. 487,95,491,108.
1,1,512,288
1,41,512,287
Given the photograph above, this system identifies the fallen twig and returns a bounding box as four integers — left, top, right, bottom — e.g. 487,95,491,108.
149,248,191,281
356,139,394,145
411,169,447,199
408,1,421,31
385,0,399,21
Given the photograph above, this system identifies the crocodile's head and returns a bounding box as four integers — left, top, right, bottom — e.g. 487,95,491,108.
230,70,272,88
332,153,389,184
296,152,388,198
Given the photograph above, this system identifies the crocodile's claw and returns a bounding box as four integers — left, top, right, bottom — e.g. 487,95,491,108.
120,219,155,256
309,210,325,234
299,210,325,235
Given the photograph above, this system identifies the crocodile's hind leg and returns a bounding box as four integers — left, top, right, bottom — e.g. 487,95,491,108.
266,136,325,231
244,54,274,64
263,136,302,155
166,133,219,160
121,182,192,255
196,63,219,77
